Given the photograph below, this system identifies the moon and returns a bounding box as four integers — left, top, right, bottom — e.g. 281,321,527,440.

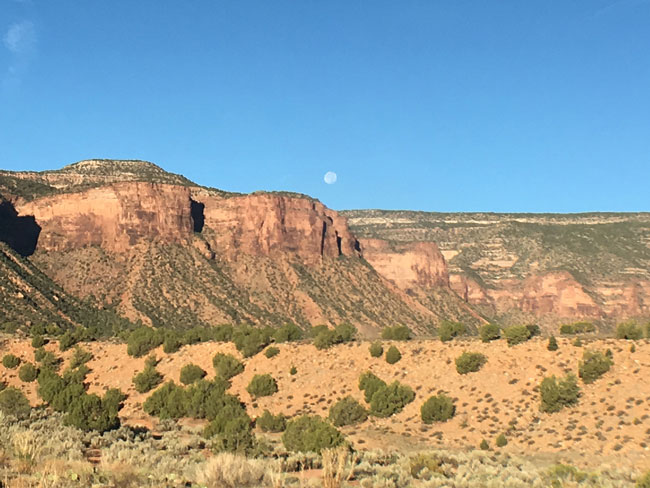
324,171,337,184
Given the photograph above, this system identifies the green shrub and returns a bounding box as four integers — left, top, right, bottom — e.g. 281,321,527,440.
185,379,230,419
64,392,120,432
126,327,163,357
213,353,244,380
547,336,558,351
34,348,61,372
133,359,164,393
233,326,273,358
385,345,401,364
143,381,188,419
329,396,368,426
479,323,500,342
162,332,182,354
370,381,415,418
18,362,38,382
525,324,541,337
282,415,344,453
578,350,612,384
264,346,280,358
205,411,255,454
381,325,411,341
540,374,580,413
273,323,303,343
256,409,287,432
313,323,358,350
2,353,20,369
0,386,30,418
358,371,387,403
103,388,127,417
68,346,93,370
616,321,643,340
179,364,207,385
438,321,466,342
369,341,383,358
455,352,487,374
289,366,297,375
0,381,5,392
560,322,595,335
495,433,508,447
503,325,532,346
480,439,489,450
421,393,455,424
308,325,329,338
572,337,583,347
58,329,82,351
247,374,278,398
31,335,46,348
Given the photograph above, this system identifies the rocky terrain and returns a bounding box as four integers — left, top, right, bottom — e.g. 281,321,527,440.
1,159,649,335
344,210,650,328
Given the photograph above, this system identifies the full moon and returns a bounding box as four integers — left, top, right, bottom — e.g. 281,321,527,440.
324,171,337,184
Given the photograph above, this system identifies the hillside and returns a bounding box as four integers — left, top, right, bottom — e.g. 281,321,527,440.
344,210,650,327
1,160,478,333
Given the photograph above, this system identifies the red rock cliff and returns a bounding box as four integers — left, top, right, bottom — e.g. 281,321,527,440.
358,238,449,290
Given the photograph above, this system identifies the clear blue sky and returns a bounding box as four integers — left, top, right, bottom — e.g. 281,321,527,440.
1,1,649,212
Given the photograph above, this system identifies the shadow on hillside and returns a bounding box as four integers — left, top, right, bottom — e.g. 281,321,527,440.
0,200,41,256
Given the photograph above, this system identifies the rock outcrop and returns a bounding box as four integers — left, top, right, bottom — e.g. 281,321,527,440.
359,238,449,291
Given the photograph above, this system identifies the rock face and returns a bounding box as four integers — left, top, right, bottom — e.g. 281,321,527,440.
196,192,359,263
17,182,194,253
359,239,449,291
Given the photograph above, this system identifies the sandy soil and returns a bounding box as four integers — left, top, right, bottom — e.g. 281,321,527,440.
1,336,648,470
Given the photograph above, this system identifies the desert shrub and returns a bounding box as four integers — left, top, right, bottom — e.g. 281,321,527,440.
573,337,583,347
2,353,20,369
273,323,303,343
143,381,189,419
126,327,163,357
0,386,30,418
525,324,541,337
385,345,401,364
617,321,643,340
370,381,415,417
180,363,207,385
579,350,612,384
185,379,230,419
560,322,595,335
233,326,273,358
289,366,297,375
64,392,120,432
18,362,38,382
313,323,358,350
58,329,84,351
102,388,127,416
479,323,501,342
358,371,387,403
162,331,182,354
204,400,255,454
455,352,487,374
438,321,466,342
34,348,61,371
637,471,650,488
421,393,455,424
133,359,164,393
369,341,383,358
308,324,329,337
540,374,580,413
213,353,244,380
246,374,278,398
0,381,5,391
381,325,411,341
547,464,592,485
495,433,508,447
480,439,489,450
547,336,558,351
256,409,287,432
409,453,445,479
282,415,344,453
503,325,532,346
264,346,280,358
31,335,46,348
68,346,93,369
329,396,368,426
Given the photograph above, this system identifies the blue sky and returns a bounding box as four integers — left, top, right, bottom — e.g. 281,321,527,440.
1,1,649,212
